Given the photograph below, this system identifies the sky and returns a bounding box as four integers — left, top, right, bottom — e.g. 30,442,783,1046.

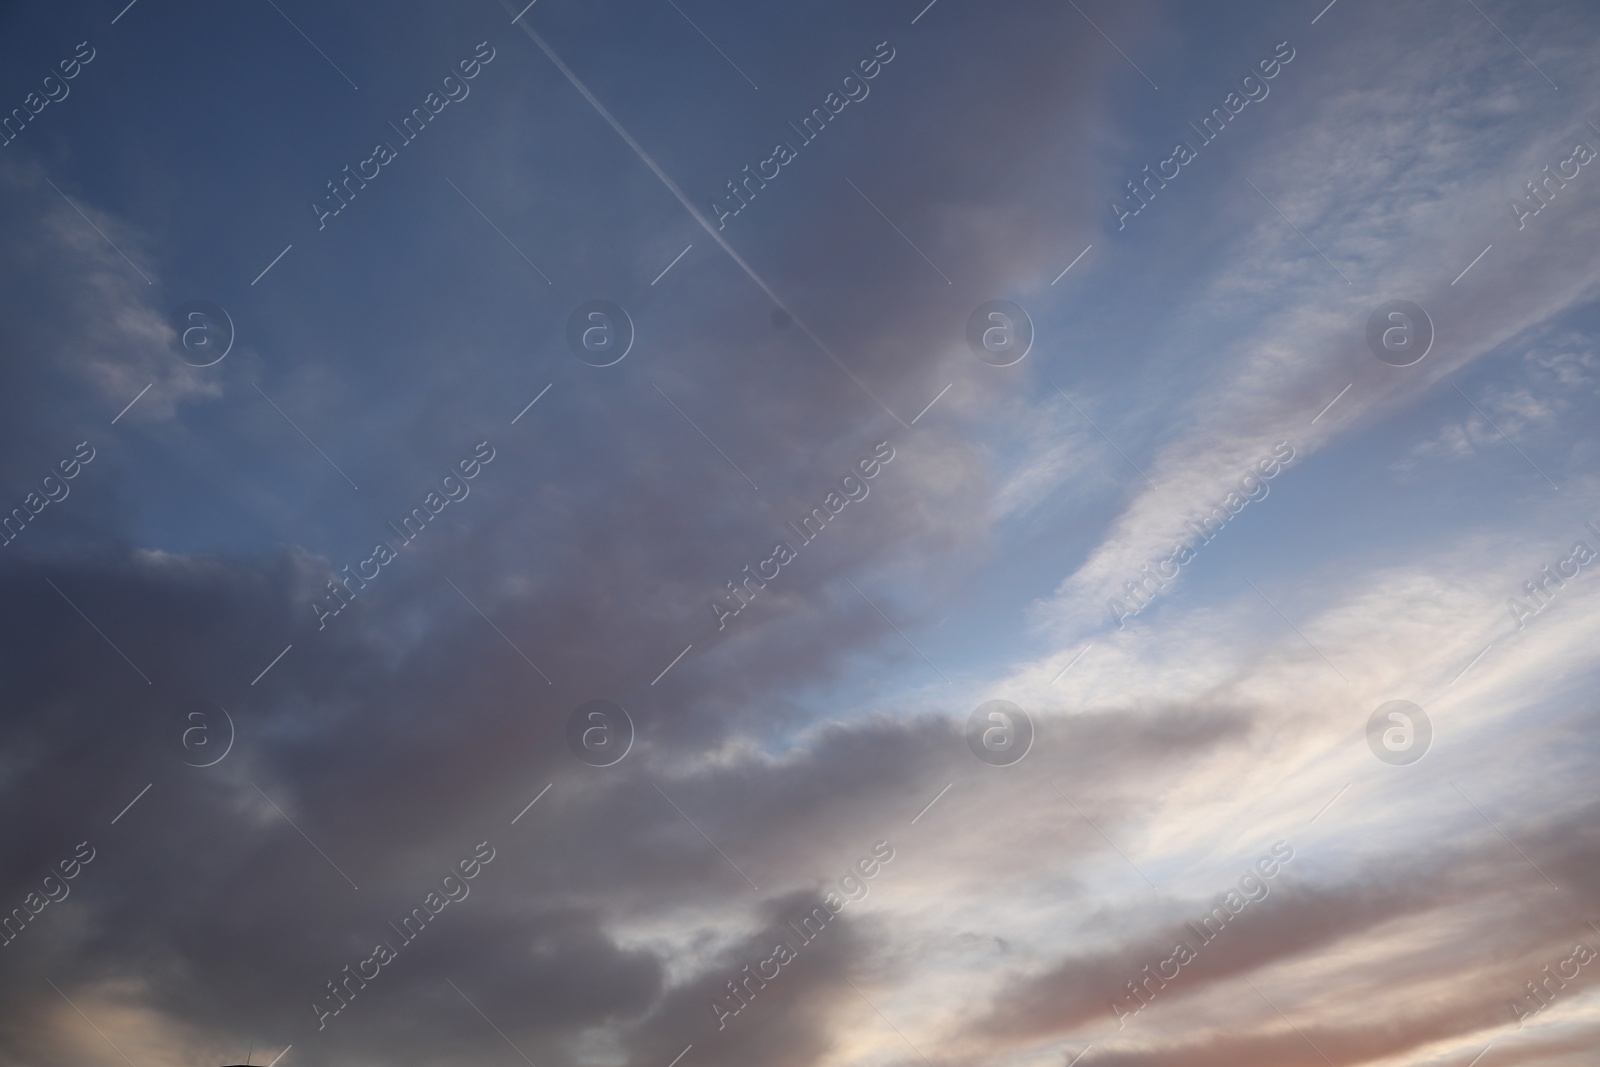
1,1,1599,1066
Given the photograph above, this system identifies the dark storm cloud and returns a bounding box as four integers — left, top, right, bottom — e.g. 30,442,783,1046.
0,528,1256,1067
613,888,873,1067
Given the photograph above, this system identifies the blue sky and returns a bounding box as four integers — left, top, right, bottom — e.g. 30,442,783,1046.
3,2,1600,1067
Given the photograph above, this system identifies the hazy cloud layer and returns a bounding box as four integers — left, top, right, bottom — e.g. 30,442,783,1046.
1,1,1598,1067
